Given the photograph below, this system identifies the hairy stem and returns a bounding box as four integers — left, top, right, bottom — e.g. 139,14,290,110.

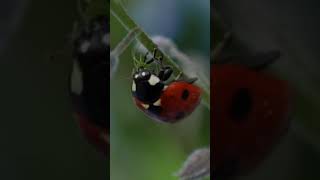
110,0,182,75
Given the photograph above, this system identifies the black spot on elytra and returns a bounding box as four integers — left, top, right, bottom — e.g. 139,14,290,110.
230,88,252,122
175,112,185,119
181,89,189,100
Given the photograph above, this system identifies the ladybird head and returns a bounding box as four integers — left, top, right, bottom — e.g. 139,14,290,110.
132,50,149,68
70,14,109,152
73,15,109,69
133,69,152,83
132,49,155,81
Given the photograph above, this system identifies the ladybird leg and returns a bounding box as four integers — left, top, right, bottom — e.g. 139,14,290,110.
144,52,155,65
153,48,159,60
213,32,232,64
222,50,281,69
185,77,198,84
216,49,281,71
173,72,198,84
144,51,149,61
152,48,164,65
174,71,183,81
249,50,281,70
158,66,173,81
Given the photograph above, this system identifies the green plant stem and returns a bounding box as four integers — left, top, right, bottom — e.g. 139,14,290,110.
110,0,210,109
110,0,182,75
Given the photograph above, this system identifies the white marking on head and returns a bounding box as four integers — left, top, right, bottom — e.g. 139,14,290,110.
153,99,161,106
142,72,146,76
132,81,136,92
148,75,160,86
71,61,83,95
80,41,91,53
141,103,149,109
102,33,109,45
134,74,139,79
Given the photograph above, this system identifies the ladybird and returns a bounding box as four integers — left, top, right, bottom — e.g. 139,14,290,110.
212,52,290,178
70,14,109,155
132,49,201,123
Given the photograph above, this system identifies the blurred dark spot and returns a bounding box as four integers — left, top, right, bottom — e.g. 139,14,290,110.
181,89,189,100
230,88,252,122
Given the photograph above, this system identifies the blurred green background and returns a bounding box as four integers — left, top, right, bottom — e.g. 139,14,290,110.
110,0,210,180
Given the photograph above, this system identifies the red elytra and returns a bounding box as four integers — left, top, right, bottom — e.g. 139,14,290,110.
134,81,201,123
74,113,108,155
212,64,290,177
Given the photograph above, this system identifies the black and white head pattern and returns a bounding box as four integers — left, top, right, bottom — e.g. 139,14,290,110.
70,15,109,128
132,69,167,110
